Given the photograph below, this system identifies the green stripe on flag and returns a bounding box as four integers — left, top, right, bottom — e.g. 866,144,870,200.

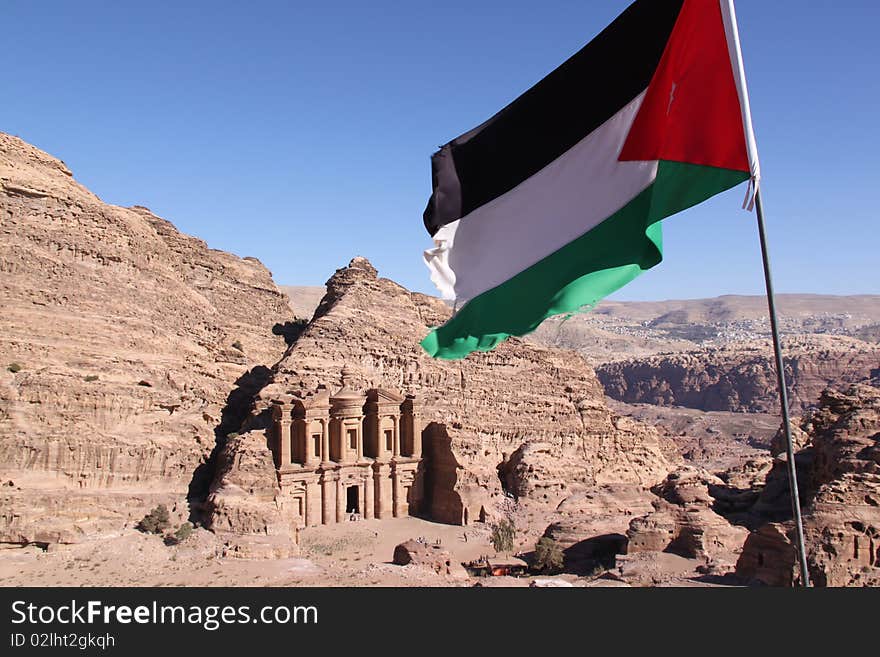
421,161,749,359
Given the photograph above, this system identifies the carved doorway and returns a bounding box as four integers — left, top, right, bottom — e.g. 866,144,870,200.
346,485,360,515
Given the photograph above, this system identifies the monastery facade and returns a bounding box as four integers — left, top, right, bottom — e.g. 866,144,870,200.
269,369,424,528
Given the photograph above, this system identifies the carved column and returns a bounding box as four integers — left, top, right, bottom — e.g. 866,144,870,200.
364,471,375,519
306,480,321,527
408,397,422,459
336,476,345,523
392,415,400,459
356,424,364,461
272,402,291,468
378,418,389,460
303,480,312,527
400,395,420,459
411,411,422,460
374,464,389,519
320,419,330,464
338,421,350,464
391,467,400,518
321,474,334,525
302,421,315,468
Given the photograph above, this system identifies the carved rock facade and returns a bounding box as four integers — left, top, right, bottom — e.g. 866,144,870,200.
268,375,424,528
210,256,675,536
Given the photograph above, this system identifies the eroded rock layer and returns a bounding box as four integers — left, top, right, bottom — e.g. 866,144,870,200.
736,385,880,586
0,133,291,543
597,336,880,412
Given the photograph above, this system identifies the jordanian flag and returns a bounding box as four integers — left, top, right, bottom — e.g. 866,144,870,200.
421,0,759,359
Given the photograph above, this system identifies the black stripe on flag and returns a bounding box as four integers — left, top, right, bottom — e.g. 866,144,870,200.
423,0,685,236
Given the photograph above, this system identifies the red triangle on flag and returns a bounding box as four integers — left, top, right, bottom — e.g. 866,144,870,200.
619,0,750,173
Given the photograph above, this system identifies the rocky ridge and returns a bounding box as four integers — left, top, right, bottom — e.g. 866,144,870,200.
0,132,291,544
529,294,880,363
572,385,880,587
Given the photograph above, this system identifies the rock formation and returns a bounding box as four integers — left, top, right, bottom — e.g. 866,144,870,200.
202,432,297,558
625,467,748,564
540,485,656,573
597,336,880,412
0,133,291,545
210,256,676,533
736,384,880,586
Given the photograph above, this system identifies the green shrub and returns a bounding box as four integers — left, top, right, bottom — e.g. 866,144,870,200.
174,522,193,542
136,504,171,534
84,374,99,382
532,536,564,574
7,363,22,373
490,518,516,554
164,522,193,546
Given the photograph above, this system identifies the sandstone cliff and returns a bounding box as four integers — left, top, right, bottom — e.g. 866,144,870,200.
213,257,676,531
735,384,880,586
597,336,880,413
0,133,291,544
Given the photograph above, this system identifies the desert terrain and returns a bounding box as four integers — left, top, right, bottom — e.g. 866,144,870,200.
2,133,878,587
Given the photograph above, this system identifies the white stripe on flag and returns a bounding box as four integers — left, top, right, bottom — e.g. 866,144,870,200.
425,91,657,303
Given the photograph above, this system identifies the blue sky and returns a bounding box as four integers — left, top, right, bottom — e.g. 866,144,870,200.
3,0,878,299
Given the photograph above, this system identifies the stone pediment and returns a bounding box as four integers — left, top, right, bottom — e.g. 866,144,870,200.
292,386,331,417
306,387,332,407
366,388,405,404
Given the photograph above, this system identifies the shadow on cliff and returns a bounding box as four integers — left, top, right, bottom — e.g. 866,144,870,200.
272,319,308,346
186,365,274,523
707,451,816,531
517,533,625,578
420,422,466,525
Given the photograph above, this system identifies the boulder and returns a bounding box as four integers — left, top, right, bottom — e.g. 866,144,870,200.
393,539,467,579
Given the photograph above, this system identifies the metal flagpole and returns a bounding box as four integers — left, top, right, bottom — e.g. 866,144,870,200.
753,190,811,587
724,0,811,587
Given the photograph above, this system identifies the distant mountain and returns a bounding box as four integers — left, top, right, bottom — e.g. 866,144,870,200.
590,294,880,324
531,294,880,363
279,285,325,320
278,286,880,362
